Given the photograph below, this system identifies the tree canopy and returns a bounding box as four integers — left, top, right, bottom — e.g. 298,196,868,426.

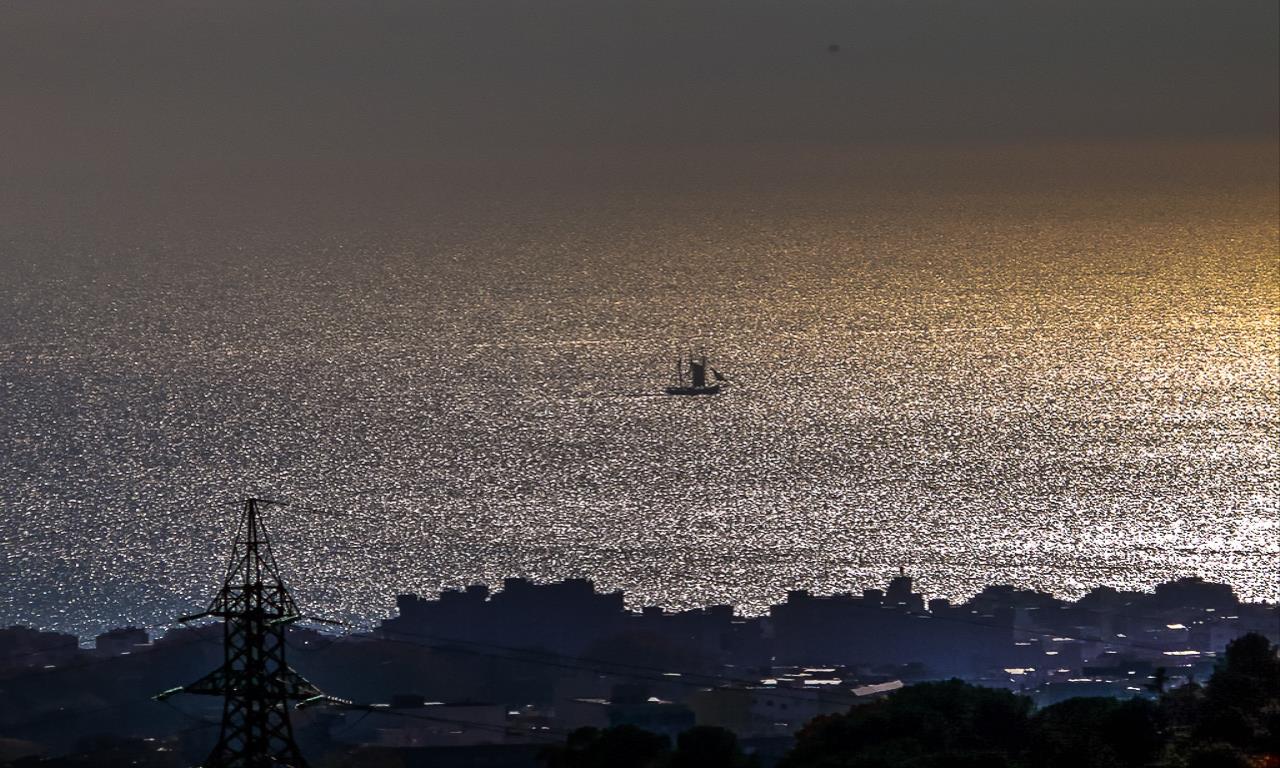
536,633,1279,768
778,633,1278,768
539,725,757,768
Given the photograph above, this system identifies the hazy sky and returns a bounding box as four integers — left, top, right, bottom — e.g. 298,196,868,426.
2,0,1276,163
0,0,1276,246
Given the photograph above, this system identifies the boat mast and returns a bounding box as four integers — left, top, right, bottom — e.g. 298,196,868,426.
689,353,707,389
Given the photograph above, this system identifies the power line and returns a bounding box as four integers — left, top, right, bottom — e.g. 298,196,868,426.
276,613,1233,722
0,690,218,733
0,630,224,686
329,706,572,743
339,596,1218,679
288,627,903,709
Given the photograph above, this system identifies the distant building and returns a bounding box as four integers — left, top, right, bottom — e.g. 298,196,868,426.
0,626,79,669
93,627,149,657
770,577,1010,674
384,578,626,657
885,573,925,612
1153,577,1238,611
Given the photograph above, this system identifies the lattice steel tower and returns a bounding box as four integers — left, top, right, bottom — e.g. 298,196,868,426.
157,498,324,768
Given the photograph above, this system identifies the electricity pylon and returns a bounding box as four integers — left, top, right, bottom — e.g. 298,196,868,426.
157,498,325,768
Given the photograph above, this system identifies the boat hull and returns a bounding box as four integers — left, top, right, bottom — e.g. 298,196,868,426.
665,384,722,396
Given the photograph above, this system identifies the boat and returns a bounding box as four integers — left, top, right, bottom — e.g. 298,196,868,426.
665,352,727,396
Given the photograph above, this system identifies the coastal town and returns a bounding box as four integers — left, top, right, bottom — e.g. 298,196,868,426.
3,573,1275,766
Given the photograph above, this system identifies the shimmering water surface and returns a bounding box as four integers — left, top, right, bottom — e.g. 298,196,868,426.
2,144,1277,636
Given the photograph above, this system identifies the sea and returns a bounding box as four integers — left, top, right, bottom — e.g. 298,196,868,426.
1,142,1277,637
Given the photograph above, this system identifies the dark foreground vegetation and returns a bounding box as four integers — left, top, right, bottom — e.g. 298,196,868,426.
539,633,1279,768
6,633,1275,767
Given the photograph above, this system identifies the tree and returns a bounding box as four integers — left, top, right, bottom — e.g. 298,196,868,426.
1186,743,1252,768
1196,633,1280,754
540,724,756,768
671,726,758,768
539,725,670,768
779,680,1032,768
1028,697,1162,768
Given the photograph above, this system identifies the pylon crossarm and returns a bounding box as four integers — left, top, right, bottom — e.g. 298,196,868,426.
176,663,319,698
296,695,384,712
275,668,325,701
298,616,349,628
180,666,235,697
296,695,349,711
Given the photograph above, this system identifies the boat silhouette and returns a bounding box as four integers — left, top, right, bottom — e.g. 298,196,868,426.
666,352,727,396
